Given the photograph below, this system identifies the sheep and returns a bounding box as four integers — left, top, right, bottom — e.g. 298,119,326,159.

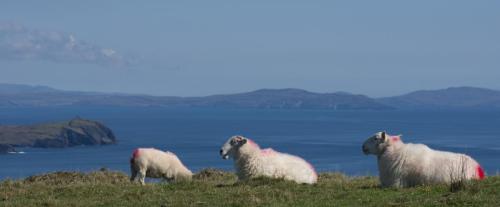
129,148,193,185
219,135,318,184
362,131,485,188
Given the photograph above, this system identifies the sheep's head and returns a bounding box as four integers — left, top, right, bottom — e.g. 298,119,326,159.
220,135,248,160
362,131,391,155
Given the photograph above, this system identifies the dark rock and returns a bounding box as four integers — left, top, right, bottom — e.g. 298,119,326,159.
0,144,16,154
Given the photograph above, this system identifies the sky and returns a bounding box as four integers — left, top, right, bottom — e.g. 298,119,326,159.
0,0,499,97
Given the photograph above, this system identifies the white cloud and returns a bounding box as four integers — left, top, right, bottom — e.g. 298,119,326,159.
0,22,135,67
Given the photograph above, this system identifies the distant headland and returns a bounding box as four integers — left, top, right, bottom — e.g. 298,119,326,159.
0,118,116,154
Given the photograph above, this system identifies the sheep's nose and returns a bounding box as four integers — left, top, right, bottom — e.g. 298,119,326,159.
219,149,223,155
362,146,368,153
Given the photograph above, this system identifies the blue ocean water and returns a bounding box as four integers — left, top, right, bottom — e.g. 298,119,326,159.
1,107,499,180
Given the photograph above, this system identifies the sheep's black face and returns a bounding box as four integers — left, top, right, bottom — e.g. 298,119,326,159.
362,132,388,155
220,135,247,160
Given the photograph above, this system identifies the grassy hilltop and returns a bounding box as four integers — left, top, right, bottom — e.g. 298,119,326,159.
0,169,499,207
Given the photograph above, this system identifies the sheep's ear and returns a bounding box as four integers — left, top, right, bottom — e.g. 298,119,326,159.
381,131,388,142
234,136,247,144
240,139,247,145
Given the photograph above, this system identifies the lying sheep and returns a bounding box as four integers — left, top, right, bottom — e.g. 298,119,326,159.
220,135,318,184
130,148,193,185
362,132,485,187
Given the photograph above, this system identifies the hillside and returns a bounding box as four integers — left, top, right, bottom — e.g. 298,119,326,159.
0,169,498,207
184,89,392,110
0,83,58,94
378,87,500,110
3,83,500,110
0,83,393,110
0,118,116,153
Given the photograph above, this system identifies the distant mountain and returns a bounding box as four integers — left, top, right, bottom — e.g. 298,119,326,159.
0,84,393,110
3,83,500,110
0,83,180,107
183,88,393,110
378,87,500,110
0,83,58,94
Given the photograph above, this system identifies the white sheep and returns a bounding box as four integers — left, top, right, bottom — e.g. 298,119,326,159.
362,132,485,188
130,148,193,185
220,135,318,184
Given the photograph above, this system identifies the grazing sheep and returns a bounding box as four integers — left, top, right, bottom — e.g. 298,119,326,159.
219,135,318,184
130,148,193,185
362,132,485,188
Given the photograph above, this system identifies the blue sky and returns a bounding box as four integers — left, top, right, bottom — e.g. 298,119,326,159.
0,0,499,97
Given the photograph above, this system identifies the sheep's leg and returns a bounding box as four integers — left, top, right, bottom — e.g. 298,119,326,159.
130,168,137,183
165,177,174,183
394,178,404,188
130,158,138,183
138,169,147,185
162,172,174,183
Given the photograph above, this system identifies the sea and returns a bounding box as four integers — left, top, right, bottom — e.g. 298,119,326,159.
1,107,499,180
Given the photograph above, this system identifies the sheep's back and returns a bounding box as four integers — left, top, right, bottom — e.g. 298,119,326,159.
383,143,481,186
132,149,176,177
262,149,317,184
234,148,317,184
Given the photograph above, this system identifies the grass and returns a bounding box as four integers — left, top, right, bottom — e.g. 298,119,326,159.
0,169,499,207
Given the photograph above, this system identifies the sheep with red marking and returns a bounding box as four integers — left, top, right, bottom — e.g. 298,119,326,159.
130,148,193,185
220,135,318,184
362,132,485,188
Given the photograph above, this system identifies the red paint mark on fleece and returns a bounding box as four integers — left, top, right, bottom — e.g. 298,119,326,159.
391,136,400,142
260,148,276,156
476,165,485,180
132,148,140,158
307,161,318,179
246,139,259,148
